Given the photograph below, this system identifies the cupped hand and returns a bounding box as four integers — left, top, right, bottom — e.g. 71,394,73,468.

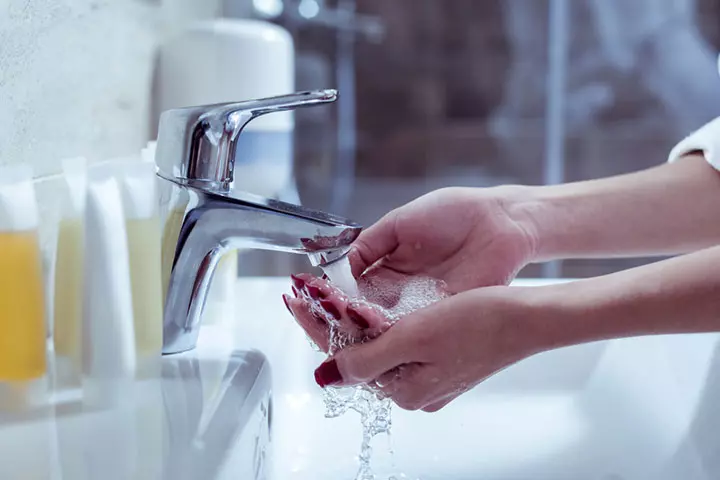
348,187,537,294
282,273,412,354
308,286,546,412
284,187,542,411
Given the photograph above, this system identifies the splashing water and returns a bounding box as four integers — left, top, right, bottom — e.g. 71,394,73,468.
321,255,359,298
318,254,448,480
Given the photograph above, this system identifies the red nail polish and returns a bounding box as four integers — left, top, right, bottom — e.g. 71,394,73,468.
321,273,329,280
347,305,369,329
306,285,323,300
290,274,305,290
320,300,341,320
314,359,342,387
291,286,299,297
282,294,292,314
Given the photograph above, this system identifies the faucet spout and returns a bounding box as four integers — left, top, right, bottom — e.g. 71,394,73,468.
155,89,360,355
161,185,361,354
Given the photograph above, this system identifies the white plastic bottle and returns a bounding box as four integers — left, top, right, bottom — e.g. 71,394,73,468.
82,171,136,407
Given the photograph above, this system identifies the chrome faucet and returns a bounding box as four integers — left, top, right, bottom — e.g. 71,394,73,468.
155,90,362,355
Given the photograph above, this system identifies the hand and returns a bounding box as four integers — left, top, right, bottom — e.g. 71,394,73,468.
347,187,537,294
309,286,545,412
283,273,399,354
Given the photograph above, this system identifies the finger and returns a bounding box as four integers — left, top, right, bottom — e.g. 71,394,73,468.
286,296,330,353
291,273,333,300
293,274,362,320
307,284,390,334
291,274,361,333
371,379,399,400
374,367,402,389
314,297,375,351
313,288,459,389
385,365,430,411
319,320,416,386
291,274,394,335
346,301,389,335
348,211,400,278
373,365,443,411
421,395,456,413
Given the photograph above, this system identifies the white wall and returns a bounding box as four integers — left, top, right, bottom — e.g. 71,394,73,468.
0,0,164,318
0,0,159,176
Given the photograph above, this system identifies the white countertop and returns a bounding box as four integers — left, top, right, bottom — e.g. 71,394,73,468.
1,277,718,480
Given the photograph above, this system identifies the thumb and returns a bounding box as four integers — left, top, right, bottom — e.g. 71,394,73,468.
314,323,414,387
348,210,400,277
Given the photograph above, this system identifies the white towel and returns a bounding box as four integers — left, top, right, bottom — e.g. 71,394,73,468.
668,116,720,171
667,53,720,170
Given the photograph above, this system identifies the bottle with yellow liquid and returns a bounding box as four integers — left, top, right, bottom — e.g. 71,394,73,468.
0,231,47,380
125,216,163,358
0,166,47,383
118,160,163,376
53,220,84,367
53,158,88,385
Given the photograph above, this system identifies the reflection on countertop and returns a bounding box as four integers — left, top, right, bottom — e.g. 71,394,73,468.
0,349,271,480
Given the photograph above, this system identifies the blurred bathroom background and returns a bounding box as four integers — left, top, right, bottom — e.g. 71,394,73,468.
3,0,720,279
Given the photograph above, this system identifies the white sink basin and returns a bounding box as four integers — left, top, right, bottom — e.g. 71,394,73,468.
2,277,718,480
232,278,720,480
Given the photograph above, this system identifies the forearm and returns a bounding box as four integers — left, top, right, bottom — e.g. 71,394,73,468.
529,246,720,351
505,154,720,261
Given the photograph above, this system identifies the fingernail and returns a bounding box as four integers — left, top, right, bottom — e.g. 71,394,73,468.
320,300,341,320
282,294,292,314
306,285,323,300
314,359,342,387
291,286,299,297
347,305,369,329
290,274,305,290
321,273,329,280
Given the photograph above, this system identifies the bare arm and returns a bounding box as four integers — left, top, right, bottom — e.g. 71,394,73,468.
308,244,720,411
505,154,720,261
530,244,720,350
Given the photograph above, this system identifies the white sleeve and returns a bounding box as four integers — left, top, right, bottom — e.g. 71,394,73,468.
668,117,720,170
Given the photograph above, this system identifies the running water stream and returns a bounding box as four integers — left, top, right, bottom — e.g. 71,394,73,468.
316,255,448,480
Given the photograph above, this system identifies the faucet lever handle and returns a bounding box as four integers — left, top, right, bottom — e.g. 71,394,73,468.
208,89,337,121
156,89,338,191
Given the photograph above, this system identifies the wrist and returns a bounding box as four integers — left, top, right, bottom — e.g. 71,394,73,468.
511,284,577,354
477,284,584,357
514,279,612,353
495,157,720,262
492,184,557,263
517,272,660,353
